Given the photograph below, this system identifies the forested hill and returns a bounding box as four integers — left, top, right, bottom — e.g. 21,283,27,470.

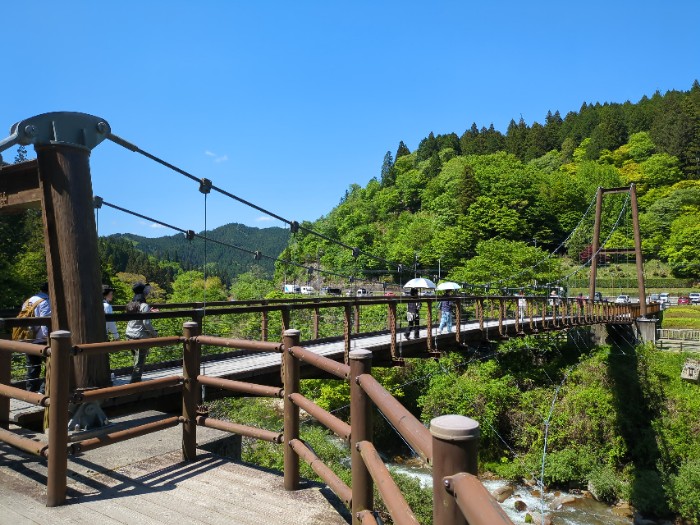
278,82,700,287
107,223,289,283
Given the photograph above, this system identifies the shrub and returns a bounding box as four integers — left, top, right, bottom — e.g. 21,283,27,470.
587,465,624,503
668,460,700,524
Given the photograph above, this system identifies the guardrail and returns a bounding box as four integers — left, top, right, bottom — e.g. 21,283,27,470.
1,296,653,386
0,323,515,523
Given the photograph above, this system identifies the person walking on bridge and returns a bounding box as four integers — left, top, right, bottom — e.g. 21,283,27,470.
405,288,421,340
16,282,51,393
437,290,454,334
125,282,158,383
102,284,120,341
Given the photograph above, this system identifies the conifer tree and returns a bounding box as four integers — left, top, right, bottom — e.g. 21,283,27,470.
395,141,411,159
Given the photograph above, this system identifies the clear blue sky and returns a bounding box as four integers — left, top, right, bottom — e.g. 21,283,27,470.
1,1,698,238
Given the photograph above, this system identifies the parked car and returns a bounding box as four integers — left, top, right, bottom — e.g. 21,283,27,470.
283,284,301,294
659,292,670,304
300,286,315,295
356,288,370,297
678,296,691,305
648,293,660,303
615,294,631,304
689,292,700,305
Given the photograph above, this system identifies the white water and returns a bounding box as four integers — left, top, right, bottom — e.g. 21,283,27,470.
389,465,633,525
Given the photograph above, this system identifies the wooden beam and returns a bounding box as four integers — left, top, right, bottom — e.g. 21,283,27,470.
0,159,41,214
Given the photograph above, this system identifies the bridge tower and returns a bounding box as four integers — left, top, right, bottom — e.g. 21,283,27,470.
0,112,113,389
588,184,647,317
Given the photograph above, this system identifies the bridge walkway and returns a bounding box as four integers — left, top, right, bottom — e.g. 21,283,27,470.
8,314,611,424
0,409,349,525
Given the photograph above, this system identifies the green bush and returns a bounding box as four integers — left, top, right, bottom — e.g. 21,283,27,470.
587,465,624,503
668,460,700,524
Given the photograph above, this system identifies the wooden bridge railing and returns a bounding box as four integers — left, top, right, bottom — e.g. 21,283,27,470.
0,323,515,523
1,296,657,387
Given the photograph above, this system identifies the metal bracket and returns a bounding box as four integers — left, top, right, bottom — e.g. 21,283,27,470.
2,112,110,154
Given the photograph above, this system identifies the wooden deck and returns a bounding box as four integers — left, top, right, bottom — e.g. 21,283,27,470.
0,410,349,524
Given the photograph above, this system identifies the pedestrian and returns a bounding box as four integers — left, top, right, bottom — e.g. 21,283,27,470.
102,284,120,341
15,282,51,393
577,293,585,315
517,291,527,325
438,290,454,334
125,282,158,383
404,288,421,340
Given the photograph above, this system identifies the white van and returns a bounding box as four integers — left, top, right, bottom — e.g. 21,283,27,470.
300,286,315,295
283,284,301,294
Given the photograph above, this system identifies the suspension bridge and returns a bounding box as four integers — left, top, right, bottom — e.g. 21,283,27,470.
0,113,661,524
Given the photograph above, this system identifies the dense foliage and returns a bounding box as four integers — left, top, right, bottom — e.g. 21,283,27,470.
277,82,700,289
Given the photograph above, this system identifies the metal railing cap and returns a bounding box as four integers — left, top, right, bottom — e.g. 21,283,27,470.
349,349,372,360
430,415,479,441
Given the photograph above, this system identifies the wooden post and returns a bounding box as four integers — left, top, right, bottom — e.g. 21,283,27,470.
46,330,71,507
344,304,352,363
261,310,268,341
589,187,603,307
350,349,373,525
17,113,114,390
0,348,9,430
431,415,480,525
630,184,647,317
312,305,320,340
182,321,201,461
283,329,300,490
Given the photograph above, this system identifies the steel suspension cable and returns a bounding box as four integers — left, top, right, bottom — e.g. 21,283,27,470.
106,132,411,272
97,197,383,289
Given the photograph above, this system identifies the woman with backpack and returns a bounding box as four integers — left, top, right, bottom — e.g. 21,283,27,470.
125,282,158,383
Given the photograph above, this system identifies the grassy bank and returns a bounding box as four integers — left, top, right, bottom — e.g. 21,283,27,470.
661,306,700,330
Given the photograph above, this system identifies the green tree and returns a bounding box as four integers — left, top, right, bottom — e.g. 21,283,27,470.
395,140,411,159
662,211,700,278
380,150,395,187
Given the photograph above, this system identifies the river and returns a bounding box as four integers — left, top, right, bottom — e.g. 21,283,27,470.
390,463,634,525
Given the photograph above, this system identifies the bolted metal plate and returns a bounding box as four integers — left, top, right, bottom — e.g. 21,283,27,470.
9,112,111,151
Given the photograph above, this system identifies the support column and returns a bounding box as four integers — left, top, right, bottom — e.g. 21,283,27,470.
46,330,71,507
182,321,201,461
431,415,480,525
630,184,647,317
589,187,603,307
283,329,300,490
7,113,115,390
350,349,373,525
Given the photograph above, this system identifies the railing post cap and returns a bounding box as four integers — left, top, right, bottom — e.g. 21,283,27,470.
49,330,71,339
183,321,199,328
349,349,372,360
283,329,301,337
430,415,479,441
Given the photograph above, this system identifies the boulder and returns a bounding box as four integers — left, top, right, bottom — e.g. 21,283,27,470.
491,485,515,503
514,500,528,512
549,494,577,510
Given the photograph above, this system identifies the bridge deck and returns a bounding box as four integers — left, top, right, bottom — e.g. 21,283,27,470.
10,315,621,424
0,410,349,524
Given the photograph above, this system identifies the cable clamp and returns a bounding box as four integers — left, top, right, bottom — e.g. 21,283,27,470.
199,178,212,194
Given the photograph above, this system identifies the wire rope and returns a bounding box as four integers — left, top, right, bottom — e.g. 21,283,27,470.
97,197,384,290
106,132,411,273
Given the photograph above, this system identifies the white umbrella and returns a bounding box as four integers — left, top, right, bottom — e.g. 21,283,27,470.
403,277,437,289
436,281,461,291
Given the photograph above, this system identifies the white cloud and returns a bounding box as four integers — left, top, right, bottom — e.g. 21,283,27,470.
256,216,273,222
150,222,166,229
205,150,228,163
